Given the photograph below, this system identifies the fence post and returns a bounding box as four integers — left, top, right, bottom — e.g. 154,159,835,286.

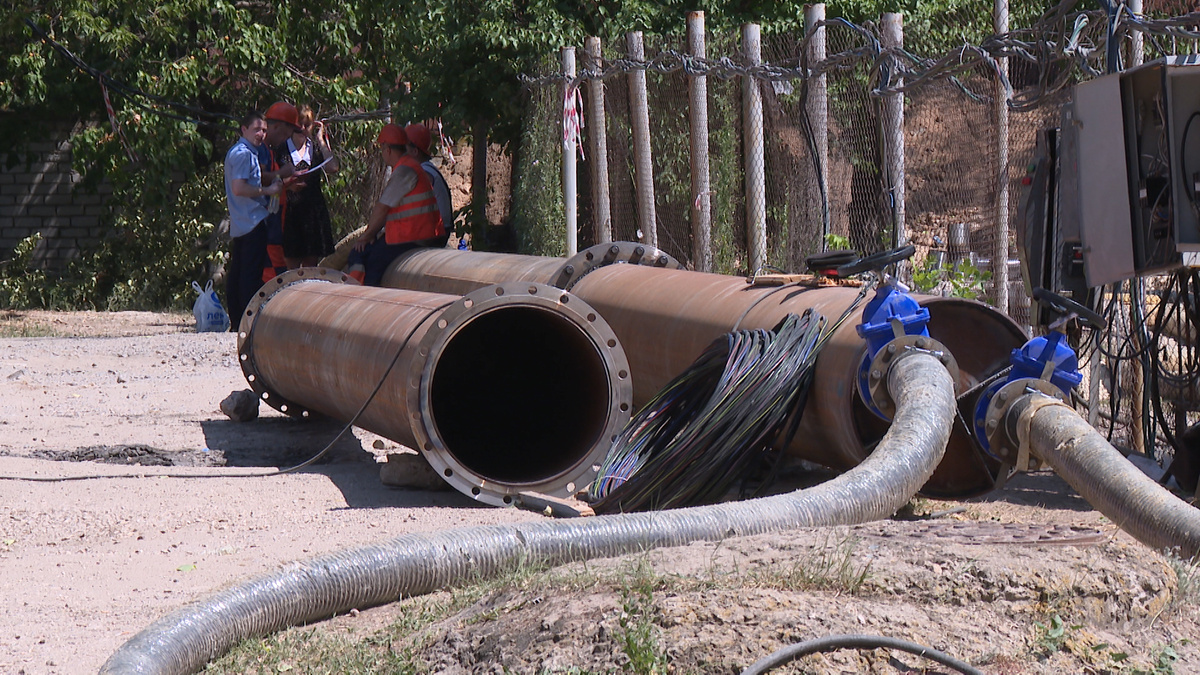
1130,0,1144,67
584,37,612,244
627,31,658,248
743,23,766,273
881,13,906,257
805,4,830,250
688,11,712,272
993,0,1010,313
561,46,578,256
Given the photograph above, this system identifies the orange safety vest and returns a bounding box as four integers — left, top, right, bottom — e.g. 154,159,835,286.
384,156,444,245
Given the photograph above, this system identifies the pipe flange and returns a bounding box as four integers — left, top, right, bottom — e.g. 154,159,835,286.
864,334,961,419
982,378,1065,470
236,268,359,418
551,242,681,291
408,281,634,507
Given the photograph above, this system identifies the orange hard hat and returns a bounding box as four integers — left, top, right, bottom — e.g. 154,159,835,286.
404,123,433,155
377,123,408,146
264,101,299,127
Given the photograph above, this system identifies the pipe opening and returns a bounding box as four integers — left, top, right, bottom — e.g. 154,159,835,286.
429,306,612,484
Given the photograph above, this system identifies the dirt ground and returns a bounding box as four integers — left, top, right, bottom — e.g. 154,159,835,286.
1,310,1198,675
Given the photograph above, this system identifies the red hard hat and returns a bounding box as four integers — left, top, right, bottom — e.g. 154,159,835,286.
377,123,408,146
404,123,433,155
264,101,299,127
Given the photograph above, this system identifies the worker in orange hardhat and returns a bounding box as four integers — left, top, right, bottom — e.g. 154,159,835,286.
258,101,300,281
346,123,445,285
405,122,453,248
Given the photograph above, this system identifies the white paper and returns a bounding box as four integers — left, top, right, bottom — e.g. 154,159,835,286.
293,155,333,177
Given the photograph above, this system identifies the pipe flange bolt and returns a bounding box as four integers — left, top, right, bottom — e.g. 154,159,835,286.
237,267,359,418
982,378,1065,470
552,242,681,291
864,334,961,419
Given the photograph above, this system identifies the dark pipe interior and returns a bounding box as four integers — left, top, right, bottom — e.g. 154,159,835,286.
429,306,612,484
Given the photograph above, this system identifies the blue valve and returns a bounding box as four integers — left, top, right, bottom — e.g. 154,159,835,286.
972,331,1082,455
856,284,932,420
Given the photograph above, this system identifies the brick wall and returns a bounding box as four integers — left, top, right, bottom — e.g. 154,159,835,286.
0,125,112,270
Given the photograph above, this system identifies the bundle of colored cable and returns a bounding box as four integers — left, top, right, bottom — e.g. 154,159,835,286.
589,310,826,513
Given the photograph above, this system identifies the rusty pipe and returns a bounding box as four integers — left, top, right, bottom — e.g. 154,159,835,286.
382,250,1026,497
380,241,680,293
237,269,632,505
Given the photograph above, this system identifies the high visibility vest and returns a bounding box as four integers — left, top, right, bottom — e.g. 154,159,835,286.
385,156,443,245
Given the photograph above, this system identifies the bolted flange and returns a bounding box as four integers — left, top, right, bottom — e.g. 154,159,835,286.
236,267,359,418
981,378,1066,471
551,241,681,291
862,334,961,420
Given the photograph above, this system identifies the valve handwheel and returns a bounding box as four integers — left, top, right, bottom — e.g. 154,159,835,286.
1032,287,1106,330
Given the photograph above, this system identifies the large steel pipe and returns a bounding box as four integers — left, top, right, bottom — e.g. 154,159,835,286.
237,269,632,506
381,241,680,293
382,250,1026,497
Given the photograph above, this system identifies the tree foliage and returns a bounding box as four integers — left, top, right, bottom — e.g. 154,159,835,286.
0,0,1037,308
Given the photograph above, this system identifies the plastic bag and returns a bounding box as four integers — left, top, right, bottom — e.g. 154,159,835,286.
192,280,231,333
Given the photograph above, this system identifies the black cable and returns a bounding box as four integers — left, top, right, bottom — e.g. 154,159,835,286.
0,300,455,483
589,310,826,513
739,633,984,675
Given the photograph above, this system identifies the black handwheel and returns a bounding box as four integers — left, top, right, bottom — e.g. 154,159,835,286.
835,244,916,277
1032,287,1106,330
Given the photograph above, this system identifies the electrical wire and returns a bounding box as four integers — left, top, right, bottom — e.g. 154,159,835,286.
739,634,984,675
0,300,455,484
589,310,826,513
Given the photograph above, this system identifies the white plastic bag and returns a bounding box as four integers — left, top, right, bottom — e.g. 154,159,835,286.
192,280,231,333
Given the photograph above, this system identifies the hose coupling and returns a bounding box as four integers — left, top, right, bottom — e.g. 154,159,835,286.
973,331,1082,470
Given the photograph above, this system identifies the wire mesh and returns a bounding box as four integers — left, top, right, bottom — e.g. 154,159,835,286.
499,7,1200,475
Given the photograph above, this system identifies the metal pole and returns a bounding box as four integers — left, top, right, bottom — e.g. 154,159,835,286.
993,0,1010,313
688,11,712,272
584,37,612,244
627,31,658,248
743,23,766,273
1130,0,1144,67
881,13,906,256
805,4,830,250
561,47,578,256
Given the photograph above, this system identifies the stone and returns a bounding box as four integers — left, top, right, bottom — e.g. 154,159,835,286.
379,452,451,491
219,389,260,422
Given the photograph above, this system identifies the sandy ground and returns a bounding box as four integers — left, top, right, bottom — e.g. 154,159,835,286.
1,310,1198,674
0,311,541,674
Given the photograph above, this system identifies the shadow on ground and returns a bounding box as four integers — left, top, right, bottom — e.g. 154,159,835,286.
201,417,483,510
969,469,1094,512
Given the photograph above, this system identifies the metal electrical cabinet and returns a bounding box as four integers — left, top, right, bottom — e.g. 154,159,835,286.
1061,56,1200,287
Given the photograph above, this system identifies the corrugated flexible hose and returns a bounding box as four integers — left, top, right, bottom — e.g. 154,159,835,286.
1017,396,1200,559
100,352,956,675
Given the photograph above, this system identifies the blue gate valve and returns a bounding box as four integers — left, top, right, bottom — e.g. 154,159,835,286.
856,284,932,420
972,331,1082,456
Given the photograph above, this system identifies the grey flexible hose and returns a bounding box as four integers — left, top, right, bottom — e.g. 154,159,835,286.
100,352,956,675
1018,396,1200,559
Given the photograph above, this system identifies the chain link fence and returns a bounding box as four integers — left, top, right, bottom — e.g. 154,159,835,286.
506,5,1200,466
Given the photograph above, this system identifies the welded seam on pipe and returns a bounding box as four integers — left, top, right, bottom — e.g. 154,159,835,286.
1024,400,1200,559
100,352,955,675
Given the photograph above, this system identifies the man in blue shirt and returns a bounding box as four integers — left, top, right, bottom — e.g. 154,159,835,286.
224,111,283,329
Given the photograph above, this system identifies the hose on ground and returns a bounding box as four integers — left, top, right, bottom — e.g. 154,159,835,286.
739,633,985,675
100,351,956,675
1017,395,1200,559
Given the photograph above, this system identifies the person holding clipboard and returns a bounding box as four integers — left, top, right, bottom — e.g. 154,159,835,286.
277,105,340,269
